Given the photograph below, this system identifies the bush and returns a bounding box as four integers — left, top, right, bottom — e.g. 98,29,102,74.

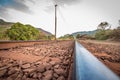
111,27,120,40
7,22,40,40
95,30,112,40
59,34,74,40
0,32,9,40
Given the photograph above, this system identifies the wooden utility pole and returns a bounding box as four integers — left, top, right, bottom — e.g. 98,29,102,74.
55,4,57,40
119,20,120,26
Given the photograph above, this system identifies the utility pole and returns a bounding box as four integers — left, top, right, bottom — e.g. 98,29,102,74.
55,4,57,40
119,20,120,26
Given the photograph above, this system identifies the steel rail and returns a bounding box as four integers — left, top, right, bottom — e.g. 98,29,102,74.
75,41,120,80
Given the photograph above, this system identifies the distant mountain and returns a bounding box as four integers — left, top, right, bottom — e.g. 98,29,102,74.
0,19,13,27
0,19,52,36
72,30,97,37
37,28,52,36
0,19,5,24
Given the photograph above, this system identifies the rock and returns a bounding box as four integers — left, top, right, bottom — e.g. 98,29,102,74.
23,68,36,73
50,58,61,65
54,68,65,76
43,58,51,63
53,73,59,78
32,73,37,79
35,61,42,65
0,69,7,77
29,72,34,78
8,72,19,79
52,77,57,80
45,64,52,70
22,75,27,80
36,64,45,73
22,63,31,69
8,68,17,75
50,61,56,65
15,72,23,80
26,78,35,80
54,65,59,69
59,57,64,60
63,60,69,66
43,70,53,80
0,64,12,71
6,77,13,80
37,73,42,79
57,76,65,80
0,63,4,68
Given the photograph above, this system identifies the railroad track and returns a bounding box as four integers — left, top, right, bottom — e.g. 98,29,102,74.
0,40,119,80
75,41,120,80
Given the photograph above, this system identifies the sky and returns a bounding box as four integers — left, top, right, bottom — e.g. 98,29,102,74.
0,0,120,37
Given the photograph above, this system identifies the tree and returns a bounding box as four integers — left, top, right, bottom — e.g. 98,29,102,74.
47,35,55,40
111,27,120,40
76,34,81,39
97,22,111,30
7,22,40,40
118,20,120,29
95,29,113,40
58,34,74,40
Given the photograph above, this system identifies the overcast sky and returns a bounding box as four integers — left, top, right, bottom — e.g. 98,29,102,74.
0,0,120,37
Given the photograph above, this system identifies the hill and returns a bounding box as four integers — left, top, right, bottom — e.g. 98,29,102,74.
0,19,13,28
37,28,52,36
72,30,97,37
0,19,52,36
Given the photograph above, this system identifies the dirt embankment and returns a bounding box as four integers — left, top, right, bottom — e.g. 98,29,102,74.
0,41,74,80
79,40,120,76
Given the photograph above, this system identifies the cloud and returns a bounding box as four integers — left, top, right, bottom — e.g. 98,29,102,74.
52,0,81,6
0,0,32,18
0,7,10,19
42,0,81,13
0,0,81,18
8,0,31,13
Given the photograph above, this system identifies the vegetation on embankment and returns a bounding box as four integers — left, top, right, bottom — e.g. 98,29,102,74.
95,22,120,41
7,22,40,40
58,34,74,40
0,19,54,40
76,21,120,41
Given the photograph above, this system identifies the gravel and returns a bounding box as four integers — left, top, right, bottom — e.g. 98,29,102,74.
0,40,74,80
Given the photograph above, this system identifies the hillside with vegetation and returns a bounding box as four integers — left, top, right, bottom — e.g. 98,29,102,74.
72,30,97,37
0,19,53,40
95,22,120,41
73,21,120,41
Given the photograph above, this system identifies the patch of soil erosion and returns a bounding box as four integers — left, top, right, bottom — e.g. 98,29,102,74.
0,40,74,80
79,40,120,77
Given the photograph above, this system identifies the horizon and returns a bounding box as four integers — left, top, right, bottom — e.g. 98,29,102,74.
0,0,120,37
